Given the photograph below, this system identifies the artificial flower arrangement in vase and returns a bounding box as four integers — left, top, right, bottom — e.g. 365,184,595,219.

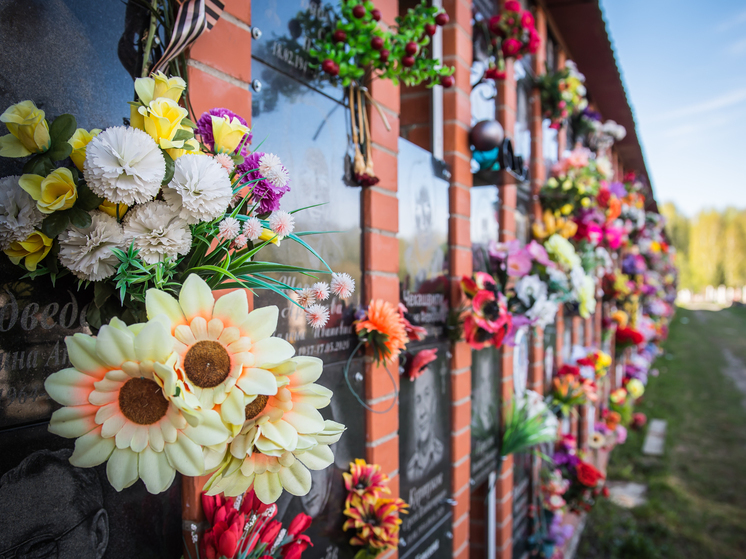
499,389,558,458
541,234,597,319
307,0,455,186
474,0,541,83
551,435,608,513
536,60,588,129
0,73,363,505
548,364,597,418
342,459,408,559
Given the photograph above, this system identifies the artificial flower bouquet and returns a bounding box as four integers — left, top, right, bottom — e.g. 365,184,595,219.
574,348,612,379
540,147,612,218
552,435,607,513
459,271,512,350
500,390,559,458
343,459,408,559
479,0,540,81
537,60,588,129
615,325,645,350
195,489,313,559
549,365,594,417
541,234,597,318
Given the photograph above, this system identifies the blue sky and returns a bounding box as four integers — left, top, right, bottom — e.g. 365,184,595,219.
600,0,746,216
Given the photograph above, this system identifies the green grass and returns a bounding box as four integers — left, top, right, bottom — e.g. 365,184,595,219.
576,306,746,559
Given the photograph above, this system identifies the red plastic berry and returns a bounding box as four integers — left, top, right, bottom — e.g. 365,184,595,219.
435,13,449,26
440,75,455,88
380,49,390,62
405,42,418,55
424,23,437,36
333,30,347,43
352,4,366,18
371,36,384,50
371,8,382,21
402,55,415,67
321,59,337,75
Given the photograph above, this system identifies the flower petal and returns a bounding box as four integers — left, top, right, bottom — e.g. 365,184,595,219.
134,320,174,363
115,421,138,449
101,412,127,439
48,405,98,438
96,323,136,368
165,432,204,476
260,419,298,451
107,447,140,491
239,306,279,342
70,426,116,467
251,338,295,367
179,274,214,321
139,446,176,494
212,289,249,328
289,356,323,386
220,386,247,427
278,459,312,496
184,409,231,446
296,444,334,470
149,424,165,452
254,471,284,504
146,288,186,329
131,425,150,453
236,368,279,397
66,334,106,377
45,368,97,406
282,402,326,435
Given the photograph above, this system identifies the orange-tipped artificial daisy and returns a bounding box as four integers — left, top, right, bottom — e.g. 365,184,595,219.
355,299,408,365
343,459,391,503
343,493,408,553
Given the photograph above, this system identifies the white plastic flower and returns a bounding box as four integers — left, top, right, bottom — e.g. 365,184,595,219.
268,211,294,238
44,317,230,494
58,211,125,281
305,304,329,328
515,275,547,307
163,154,232,224
0,175,44,250
526,295,559,329
204,357,346,503
122,200,192,264
243,216,262,241
595,156,613,180
258,153,290,188
84,126,166,205
145,274,292,429
331,272,355,299
218,217,241,240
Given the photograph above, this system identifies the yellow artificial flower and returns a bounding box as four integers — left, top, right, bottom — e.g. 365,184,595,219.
581,197,591,208
69,128,101,171
210,115,251,154
0,100,51,157
166,137,201,161
4,231,53,271
533,210,577,241
19,168,78,214
596,351,612,369
98,200,129,219
259,228,281,245
611,310,628,329
626,378,645,399
135,71,187,105
561,203,573,215
138,98,191,150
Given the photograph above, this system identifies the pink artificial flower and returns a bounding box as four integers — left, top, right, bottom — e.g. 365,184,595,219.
566,147,591,169
520,11,534,29
305,304,330,328
528,29,541,53
233,234,248,249
398,303,427,342
331,272,355,299
549,122,561,130
213,153,235,173
615,425,628,444
269,210,295,237
507,249,532,277
408,348,438,381
574,220,603,246
526,240,552,266
505,0,521,11
603,224,624,250
296,287,316,308
243,216,263,240
502,38,522,57
311,282,330,301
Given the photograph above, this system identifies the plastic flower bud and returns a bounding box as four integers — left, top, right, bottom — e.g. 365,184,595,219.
581,197,591,208
0,100,51,157
211,115,251,154
561,179,572,191
4,230,53,271
98,200,129,219
134,71,187,105
19,168,78,214
69,128,101,171
138,98,190,150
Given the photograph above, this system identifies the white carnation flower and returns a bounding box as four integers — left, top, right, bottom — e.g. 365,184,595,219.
0,175,44,249
58,211,125,281
526,295,559,329
515,274,547,307
84,126,166,205
163,154,232,224
122,201,192,264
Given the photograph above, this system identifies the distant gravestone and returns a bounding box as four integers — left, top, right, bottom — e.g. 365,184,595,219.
642,419,667,456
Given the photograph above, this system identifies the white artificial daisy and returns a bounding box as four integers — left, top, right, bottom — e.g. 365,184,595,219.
268,211,294,237
84,126,166,205
296,288,316,308
331,272,355,299
258,153,290,188
213,153,235,173
243,216,263,240
0,175,44,250
163,154,232,224
311,282,330,301
218,217,241,240
306,304,330,329
58,211,125,281
122,201,192,264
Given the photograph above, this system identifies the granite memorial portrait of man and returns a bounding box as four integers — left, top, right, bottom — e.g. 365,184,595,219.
406,364,444,482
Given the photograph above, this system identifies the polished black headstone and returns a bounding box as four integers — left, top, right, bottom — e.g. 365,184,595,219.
470,347,500,488
398,138,450,341
251,57,361,365
470,186,500,274
398,340,452,559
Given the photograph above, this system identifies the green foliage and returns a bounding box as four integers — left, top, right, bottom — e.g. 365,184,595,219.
500,395,557,458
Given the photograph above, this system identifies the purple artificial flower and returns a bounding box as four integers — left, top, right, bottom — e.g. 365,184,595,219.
582,108,602,122
526,240,552,266
507,249,532,277
622,254,646,276
608,181,627,198
196,108,252,155
616,425,628,444
236,151,291,214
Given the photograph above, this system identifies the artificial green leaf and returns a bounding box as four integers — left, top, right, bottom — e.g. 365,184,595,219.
41,212,71,238
75,182,104,211
94,281,115,308
172,128,194,143
49,114,77,144
181,117,197,129
46,141,72,162
162,150,175,184
68,207,92,228
22,155,54,177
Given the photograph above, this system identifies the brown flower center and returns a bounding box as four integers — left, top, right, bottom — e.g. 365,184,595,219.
245,394,269,420
118,378,169,425
183,341,231,388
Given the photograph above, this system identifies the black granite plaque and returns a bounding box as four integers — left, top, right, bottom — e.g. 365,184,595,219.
398,139,450,341
273,358,365,559
251,57,361,365
543,323,557,386
470,186,500,274
251,0,344,102
470,347,500,488
398,340,452,559
512,326,530,400
561,316,572,363
512,452,532,559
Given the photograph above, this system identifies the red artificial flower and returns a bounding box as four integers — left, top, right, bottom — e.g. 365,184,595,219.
407,348,438,381
287,513,312,537
259,520,283,547
602,486,610,498
203,514,246,559
623,171,636,183
548,121,561,130
502,37,522,57
240,488,275,517
488,15,504,35
398,303,427,342
631,412,647,429
202,493,229,526
597,186,611,208
575,461,604,487
557,364,580,377
282,535,312,559
505,0,521,11
528,29,541,53
616,326,644,347
520,11,534,29
576,357,594,368
485,66,507,81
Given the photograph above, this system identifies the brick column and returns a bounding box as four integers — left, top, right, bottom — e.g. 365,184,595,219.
443,0,473,556
529,6,547,222
555,50,567,155
364,6,401,559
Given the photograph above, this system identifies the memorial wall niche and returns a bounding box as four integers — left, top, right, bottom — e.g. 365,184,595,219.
273,358,366,559
0,1,181,556
398,340,453,559
398,138,450,341
511,328,531,559
251,57,361,365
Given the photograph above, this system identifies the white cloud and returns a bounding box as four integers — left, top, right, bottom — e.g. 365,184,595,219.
648,87,746,122
727,37,746,56
716,9,746,32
